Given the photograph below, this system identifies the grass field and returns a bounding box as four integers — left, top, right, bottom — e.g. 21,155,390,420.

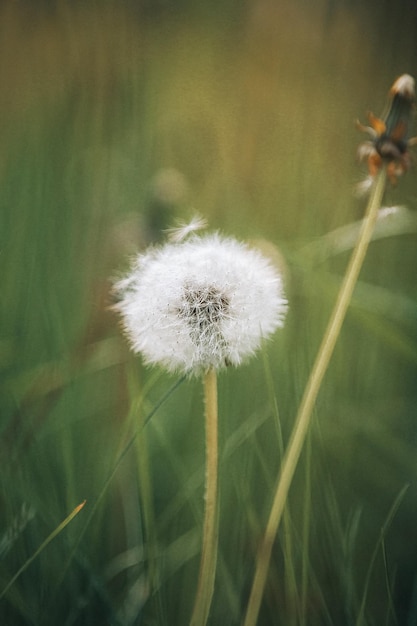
1,1,417,624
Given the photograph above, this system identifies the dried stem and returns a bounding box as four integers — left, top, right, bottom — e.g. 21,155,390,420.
243,168,387,626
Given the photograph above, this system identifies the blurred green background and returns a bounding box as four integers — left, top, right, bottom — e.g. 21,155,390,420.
1,1,417,624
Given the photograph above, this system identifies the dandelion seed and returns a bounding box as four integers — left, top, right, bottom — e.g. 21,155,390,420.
354,174,374,198
114,232,287,376
377,205,402,219
165,214,208,242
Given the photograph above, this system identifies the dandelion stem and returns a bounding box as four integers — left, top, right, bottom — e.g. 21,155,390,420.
243,167,387,626
190,368,219,626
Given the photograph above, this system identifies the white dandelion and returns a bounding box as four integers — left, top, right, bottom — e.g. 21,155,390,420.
113,227,287,626
114,232,287,376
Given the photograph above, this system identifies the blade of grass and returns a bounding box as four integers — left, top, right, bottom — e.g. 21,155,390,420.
41,374,186,619
243,168,387,626
300,430,312,626
262,351,300,625
355,483,408,626
0,500,86,600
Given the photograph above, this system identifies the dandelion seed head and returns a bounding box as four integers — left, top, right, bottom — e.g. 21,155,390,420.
114,233,287,375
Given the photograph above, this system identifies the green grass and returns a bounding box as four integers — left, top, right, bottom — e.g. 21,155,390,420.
1,1,417,625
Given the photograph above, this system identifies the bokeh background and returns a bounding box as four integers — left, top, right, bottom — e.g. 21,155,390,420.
1,1,417,624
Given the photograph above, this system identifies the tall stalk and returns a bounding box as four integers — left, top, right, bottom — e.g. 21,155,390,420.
190,368,219,626
243,168,387,626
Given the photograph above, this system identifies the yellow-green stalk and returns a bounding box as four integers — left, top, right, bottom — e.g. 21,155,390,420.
190,368,219,626
243,168,387,626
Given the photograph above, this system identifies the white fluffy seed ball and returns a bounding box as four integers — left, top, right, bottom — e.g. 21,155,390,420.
114,233,288,376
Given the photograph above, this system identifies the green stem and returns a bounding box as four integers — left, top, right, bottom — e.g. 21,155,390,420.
243,168,387,626
190,368,219,626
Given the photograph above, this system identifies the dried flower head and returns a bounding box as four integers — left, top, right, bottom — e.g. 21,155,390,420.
357,73,417,185
114,233,287,375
